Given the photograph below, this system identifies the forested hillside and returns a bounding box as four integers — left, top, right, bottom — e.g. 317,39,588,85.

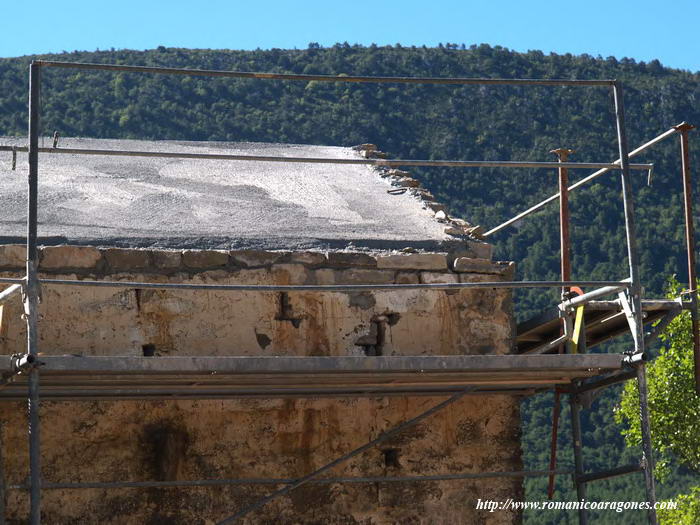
1,44,698,523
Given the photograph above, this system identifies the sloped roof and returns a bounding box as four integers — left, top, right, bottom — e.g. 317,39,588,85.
0,137,458,251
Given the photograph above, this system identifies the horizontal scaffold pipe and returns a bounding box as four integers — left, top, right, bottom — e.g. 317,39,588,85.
34,60,615,86
0,277,24,285
560,282,630,309
577,464,644,484
7,469,574,491
37,279,631,292
0,145,654,171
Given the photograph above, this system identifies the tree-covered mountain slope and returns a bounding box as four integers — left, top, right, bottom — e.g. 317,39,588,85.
1,44,698,523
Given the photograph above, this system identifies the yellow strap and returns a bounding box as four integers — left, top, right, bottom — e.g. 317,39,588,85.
570,305,585,354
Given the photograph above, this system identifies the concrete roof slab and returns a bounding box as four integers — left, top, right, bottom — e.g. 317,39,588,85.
0,137,454,252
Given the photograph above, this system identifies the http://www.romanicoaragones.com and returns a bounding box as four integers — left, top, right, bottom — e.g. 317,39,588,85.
475,498,678,513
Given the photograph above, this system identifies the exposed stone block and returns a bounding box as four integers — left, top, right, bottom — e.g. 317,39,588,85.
102,248,151,271
271,264,309,285
460,272,499,283
394,177,420,188
453,258,505,274
151,250,182,270
499,261,516,279
289,251,327,266
314,269,336,285
230,250,286,268
395,272,420,284
471,242,493,260
376,253,447,271
230,267,272,285
182,250,229,269
327,252,377,268
420,272,459,284
41,245,102,270
0,245,25,268
335,269,395,285
363,150,388,159
353,143,377,153
445,226,464,236
466,225,486,240
411,188,435,201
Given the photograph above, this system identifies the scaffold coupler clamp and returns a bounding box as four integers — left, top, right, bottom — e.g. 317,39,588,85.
11,353,42,374
623,352,647,368
20,271,42,307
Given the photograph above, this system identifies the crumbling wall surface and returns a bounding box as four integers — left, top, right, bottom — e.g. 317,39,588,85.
0,245,521,524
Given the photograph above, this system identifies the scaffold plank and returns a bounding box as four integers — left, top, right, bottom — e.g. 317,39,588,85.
0,354,627,400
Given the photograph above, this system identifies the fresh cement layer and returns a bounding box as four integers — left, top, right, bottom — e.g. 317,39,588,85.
0,137,454,251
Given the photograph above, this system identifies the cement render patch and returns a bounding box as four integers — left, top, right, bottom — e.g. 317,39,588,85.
0,137,453,251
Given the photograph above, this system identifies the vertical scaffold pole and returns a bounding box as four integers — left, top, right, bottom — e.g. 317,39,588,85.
26,61,42,525
674,123,700,395
551,148,575,297
612,81,657,524
547,148,575,499
569,389,588,525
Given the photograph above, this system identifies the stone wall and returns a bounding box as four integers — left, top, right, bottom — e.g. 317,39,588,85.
0,245,522,524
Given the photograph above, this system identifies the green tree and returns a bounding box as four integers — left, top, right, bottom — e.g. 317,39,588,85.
658,486,700,524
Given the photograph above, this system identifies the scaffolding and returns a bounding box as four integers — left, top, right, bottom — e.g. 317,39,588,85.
0,60,697,525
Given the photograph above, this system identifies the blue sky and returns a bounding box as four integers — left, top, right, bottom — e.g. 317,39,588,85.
2,0,700,72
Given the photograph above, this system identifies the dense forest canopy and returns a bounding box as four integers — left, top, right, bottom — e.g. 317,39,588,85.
1,44,699,523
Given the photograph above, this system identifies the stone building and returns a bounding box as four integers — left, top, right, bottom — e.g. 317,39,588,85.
0,138,521,524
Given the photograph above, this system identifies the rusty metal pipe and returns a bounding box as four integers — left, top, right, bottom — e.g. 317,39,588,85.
36,278,630,292
0,145,653,171
7,468,575,491
577,463,643,484
552,149,575,294
34,60,615,86
547,389,562,499
675,123,700,395
548,148,575,499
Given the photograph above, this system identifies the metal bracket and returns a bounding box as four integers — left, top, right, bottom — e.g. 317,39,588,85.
618,290,640,350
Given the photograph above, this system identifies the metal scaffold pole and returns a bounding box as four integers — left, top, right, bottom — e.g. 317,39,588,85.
546,147,575,500
674,123,700,395
569,388,588,525
612,81,657,524
26,61,42,525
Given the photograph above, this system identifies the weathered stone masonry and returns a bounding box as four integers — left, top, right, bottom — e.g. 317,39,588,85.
0,244,522,524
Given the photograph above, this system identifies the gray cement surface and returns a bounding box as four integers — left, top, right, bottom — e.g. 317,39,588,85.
0,137,452,251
